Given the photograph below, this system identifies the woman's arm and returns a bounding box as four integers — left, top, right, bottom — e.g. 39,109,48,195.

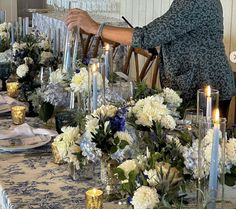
65,9,134,45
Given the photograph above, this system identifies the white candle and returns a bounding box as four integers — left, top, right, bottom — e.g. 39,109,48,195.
25,17,29,35
11,23,15,45
207,109,220,209
104,43,110,79
205,85,212,120
92,64,98,112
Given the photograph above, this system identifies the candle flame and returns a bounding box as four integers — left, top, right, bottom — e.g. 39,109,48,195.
205,85,211,97
92,64,97,73
213,108,220,124
105,43,110,51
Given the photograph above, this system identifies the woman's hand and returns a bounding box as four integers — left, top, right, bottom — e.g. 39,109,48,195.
65,9,99,34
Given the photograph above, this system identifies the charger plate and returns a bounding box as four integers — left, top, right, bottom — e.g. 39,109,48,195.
0,135,51,152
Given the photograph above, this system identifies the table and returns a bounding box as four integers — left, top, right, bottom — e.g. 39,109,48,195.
1,118,236,209
0,117,128,209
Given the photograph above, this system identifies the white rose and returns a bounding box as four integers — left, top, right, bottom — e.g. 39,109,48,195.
93,105,117,118
226,138,236,165
16,64,29,78
144,169,158,187
115,131,133,145
23,57,33,65
0,22,7,32
85,115,99,134
40,51,53,64
38,39,50,50
118,159,138,179
131,186,159,209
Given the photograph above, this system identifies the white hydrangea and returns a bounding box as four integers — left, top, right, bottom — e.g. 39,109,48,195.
131,186,159,209
115,131,133,145
144,169,158,187
0,22,7,32
40,51,53,64
38,39,50,50
162,87,182,107
0,31,7,39
16,64,29,78
93,105,118,118
23,57,33,65
226,138,236,166
160,114,176,130
183,129,223,178
118,159,138,179
70,68,89,93
49,69,65,84
131,95,173,128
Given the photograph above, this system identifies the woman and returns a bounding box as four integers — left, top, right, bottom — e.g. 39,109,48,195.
65,0,235,118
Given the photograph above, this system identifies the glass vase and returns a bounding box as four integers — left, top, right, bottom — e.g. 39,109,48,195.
100,155,119,198
197,117,226,209
68,162,94,181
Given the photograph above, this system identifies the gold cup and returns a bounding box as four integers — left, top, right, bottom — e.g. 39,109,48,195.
6,82,20,98
85,188,103,209
11,106,26,125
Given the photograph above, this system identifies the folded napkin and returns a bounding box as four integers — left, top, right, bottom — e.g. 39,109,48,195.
0,123,58,140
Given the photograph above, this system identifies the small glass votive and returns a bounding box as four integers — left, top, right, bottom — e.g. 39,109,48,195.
11,106,26,125
85,188,103,209
6,82,20,98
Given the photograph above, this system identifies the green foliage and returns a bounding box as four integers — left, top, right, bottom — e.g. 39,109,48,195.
39,102,54,122
90,118,129,156
225,166,236,186
134,82,160,100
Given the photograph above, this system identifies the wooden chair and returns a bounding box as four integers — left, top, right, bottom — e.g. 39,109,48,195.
123,46,160,88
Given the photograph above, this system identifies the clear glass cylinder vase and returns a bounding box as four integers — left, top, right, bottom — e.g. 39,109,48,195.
197,117,226,209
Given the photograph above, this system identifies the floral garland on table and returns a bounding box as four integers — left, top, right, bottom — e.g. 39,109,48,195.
0,22,10,52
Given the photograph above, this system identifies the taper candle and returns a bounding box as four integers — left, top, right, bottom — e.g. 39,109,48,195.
92,64,98,112
205,85,212,120
207,109,220,209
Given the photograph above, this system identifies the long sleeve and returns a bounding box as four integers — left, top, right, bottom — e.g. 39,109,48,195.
132,0,204,49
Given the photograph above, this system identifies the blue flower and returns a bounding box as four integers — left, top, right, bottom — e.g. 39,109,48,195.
82,57,90,65
109,108,127,132
75,68,80,74
127,196,132,205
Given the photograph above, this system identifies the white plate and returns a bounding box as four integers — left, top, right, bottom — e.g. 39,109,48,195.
0,135,51,152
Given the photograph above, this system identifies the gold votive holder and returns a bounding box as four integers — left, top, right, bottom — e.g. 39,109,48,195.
85,188,103,209
51,143,64,164
11,106,26,125
6,82,20,98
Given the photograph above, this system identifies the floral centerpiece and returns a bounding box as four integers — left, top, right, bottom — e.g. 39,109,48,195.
12,31,58,92
114,149,185,209
0,22,10,52
29,69,69,122
79,104,133,162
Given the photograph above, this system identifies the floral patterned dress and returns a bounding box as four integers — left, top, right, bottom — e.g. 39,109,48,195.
132,0,235,101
